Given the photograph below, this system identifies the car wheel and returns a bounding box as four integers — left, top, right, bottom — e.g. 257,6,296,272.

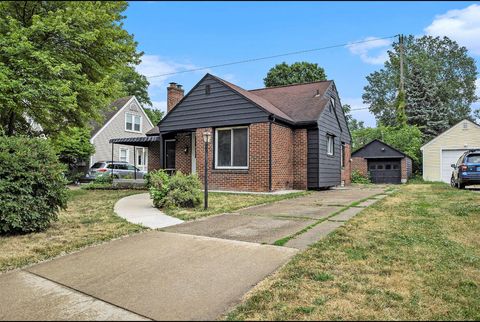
451,176,456,188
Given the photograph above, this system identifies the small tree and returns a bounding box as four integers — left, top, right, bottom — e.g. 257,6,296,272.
0,136,68,234
264,61,327,87
50,127,95,182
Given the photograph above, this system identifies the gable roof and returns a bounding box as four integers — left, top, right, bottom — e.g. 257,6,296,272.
420,119,480,150
249,80,333,123
90,96,133,137
152,73,337,135
352,139,409,159
90,96,154,140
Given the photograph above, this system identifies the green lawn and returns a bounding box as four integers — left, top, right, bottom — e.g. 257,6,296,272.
227,183,480,320
0,189,145,272
164,191,309,221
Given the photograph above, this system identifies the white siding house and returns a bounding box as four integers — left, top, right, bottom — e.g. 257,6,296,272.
90,96,154,171
421,119,480,183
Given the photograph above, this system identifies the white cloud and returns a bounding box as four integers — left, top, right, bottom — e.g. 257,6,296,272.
137,55,198,89
425,4,480,55
347,37,392,65
476,78,480,98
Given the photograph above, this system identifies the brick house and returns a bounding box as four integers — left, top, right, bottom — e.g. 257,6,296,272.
351,139,412,184
111,73,352,192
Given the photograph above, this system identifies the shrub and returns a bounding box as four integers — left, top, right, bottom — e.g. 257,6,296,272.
351,170,372,184
0,136,68,234
163,172,202,208
94,173,113,184
147,170,170,208
149,171,202,209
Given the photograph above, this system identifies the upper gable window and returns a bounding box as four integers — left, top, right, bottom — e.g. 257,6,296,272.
330,97,335,112
126,113,141,132
205,84,211,95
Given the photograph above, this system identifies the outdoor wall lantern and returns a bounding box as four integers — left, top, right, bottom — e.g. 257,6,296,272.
202,130,212,209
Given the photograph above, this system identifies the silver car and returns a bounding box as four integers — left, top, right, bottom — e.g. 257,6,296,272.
86,161,146,180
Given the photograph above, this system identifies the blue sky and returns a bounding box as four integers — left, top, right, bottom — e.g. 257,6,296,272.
124,1,480,126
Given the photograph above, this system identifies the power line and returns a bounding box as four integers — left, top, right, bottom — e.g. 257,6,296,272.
146,35,398,79
350,107,370,111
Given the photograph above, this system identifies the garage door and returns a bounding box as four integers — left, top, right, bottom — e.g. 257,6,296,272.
368,159,401,184
441,149,467,183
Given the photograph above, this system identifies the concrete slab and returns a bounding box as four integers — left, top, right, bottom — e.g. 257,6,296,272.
114,193,183,229
374,194,387,199
163,213,315,244
210,189,304,195
356,199,378,207
240,203,342,220
328,207,364,222
0,271,148,321
27,231,297,321
284,220,345,250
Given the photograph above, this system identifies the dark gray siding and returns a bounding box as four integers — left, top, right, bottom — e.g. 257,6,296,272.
326,84,351,144
159,75,269,133
307,84,349,188
307,128,319,188
352,140,405,158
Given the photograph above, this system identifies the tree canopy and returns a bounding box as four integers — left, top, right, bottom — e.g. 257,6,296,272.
143,107,164,125
0,1,149,137
363,35,478,132
264,61,327,87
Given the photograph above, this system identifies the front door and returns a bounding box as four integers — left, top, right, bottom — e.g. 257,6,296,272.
135,147,147,172
164,140,176,173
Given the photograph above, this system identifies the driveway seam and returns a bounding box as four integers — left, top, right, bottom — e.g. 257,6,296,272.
24,270,153,321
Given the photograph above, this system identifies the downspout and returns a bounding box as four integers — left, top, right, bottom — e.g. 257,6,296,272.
269,115,275,192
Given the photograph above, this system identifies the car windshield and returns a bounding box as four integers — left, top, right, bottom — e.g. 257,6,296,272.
91,162,104,169
466,154,480,163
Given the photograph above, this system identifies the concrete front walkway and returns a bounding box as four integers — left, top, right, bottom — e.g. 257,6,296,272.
114,193,183,229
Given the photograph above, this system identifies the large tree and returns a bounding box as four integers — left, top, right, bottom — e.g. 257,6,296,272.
363,35,478,128
0,1,148,136
342,104,365,132
406,64,449,140
264,61,327,87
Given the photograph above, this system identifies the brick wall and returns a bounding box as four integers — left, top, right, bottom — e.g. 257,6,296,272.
175,133,192,174
352,156,368,177
148,142,161,172
341,143,352,185
293,129,308,189
271,123,294,190
196,124,270,192
401,158,408,183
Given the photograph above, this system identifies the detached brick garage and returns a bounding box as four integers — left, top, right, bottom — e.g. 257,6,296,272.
113,73,352,192
352,140,412,184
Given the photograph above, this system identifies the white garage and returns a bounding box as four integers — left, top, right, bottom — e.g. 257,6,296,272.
421,119,480,182
440,149,468,183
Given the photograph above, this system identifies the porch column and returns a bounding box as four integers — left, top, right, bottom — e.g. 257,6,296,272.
133,145,137,180
111,143,114,178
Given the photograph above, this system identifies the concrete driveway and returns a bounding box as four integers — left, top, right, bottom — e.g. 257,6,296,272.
0,185,385,320
164,186,386,244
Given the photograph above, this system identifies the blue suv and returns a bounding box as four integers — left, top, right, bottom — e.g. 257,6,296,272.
450,150,480,189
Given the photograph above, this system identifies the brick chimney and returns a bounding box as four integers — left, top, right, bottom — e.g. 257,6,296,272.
167,82,184,113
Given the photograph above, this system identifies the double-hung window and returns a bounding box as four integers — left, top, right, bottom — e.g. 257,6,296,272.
341,142,345,168
119,148,129,162
215,127,248,169
126,113,141,132
327,135,334,156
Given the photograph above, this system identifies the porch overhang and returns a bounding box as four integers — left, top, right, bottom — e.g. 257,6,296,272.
109,135,161,147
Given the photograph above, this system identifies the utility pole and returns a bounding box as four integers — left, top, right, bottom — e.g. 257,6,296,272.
399,34,405,92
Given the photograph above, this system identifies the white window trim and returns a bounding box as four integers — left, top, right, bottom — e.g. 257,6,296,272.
215,126,249,170
119,147,130,163
327,135,334,156
125,112,142,133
